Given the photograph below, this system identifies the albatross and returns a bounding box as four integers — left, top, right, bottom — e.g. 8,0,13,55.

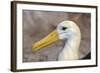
32,21,81,60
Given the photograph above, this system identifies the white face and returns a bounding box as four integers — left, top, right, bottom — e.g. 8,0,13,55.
57,21,80,40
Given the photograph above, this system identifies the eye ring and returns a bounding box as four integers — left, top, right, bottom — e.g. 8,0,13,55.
62,27,67,30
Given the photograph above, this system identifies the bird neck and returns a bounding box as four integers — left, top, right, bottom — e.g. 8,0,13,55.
58,33,81,61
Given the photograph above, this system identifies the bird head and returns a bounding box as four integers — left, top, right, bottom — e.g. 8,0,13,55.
57,21,80,40
32,21,80,52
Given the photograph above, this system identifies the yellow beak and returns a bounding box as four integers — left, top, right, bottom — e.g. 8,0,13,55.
32,30,59,52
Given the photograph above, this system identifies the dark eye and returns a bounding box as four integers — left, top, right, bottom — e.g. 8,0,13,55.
62,27,67,30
